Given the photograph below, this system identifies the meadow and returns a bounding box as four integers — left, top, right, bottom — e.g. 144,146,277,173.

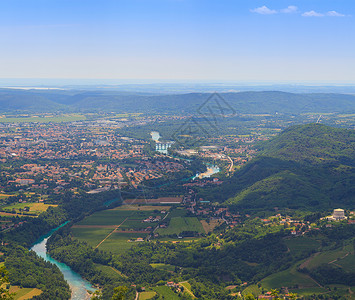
1,202,57,215
0,114,86,123
71,205,170,254
157,217,204,236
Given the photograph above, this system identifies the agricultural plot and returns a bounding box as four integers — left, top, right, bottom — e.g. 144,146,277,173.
152,286,180,300
1,203,57,215
8,286,42,300
306,244,353,270
150,263,176,272
260,264,321,290
71,205,169,254
157,217,204,236
98,232,148,255
138,291,156,300
284,236,321,255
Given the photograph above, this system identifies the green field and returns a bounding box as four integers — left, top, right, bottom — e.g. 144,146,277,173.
152,286,180,300
306,245,353,270
336,253,355,272
94,264,126,280
150,263,175,272
284,237,321,255
98,232,148,255
71,227,113,247
0,114,86,123
157,217,204,236
242,284,261,297
1,202,57,215
261,263,320,290
139,291,156,300
179,281,196,298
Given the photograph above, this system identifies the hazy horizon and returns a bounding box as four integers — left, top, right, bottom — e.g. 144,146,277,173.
1,0,354,82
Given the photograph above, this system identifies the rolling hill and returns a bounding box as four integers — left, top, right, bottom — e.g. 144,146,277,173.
1,89,355,114
225,124,355,211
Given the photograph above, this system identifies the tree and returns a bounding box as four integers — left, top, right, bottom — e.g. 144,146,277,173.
0,266,14,300
91,290,103,299
111,286,129,300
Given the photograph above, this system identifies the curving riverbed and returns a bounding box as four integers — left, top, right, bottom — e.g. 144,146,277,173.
31,223,95,300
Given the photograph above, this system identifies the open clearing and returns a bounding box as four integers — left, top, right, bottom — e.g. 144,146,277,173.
138,291,156,300
260,263,323,291
71,206,166,254
123,197,182,205
8,286,42,300
1,203,57,215
0,114,86,123
200,219,224,233
152,286,180,300
157,217,204,236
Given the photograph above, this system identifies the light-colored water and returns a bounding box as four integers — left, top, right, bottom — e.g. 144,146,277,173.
150,131,161,142
194,164,220,179
31,224,95,300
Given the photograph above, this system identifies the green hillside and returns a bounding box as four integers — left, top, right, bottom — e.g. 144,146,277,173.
225,124,355,211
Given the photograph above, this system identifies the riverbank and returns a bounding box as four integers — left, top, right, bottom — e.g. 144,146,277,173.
31,223,96,300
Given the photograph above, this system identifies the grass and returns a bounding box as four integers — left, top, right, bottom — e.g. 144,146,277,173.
94,264,126,280
336,253,355,272
284,237,321,255
150,263,175,272
306,246,351,270
152,286,180,300
139,291,156,300
98,232,148,255
242,284,261,297
8,286,42,300
71,227,113,247
179,281,196,298
289,287,328,296
200,219,224,233
72,206,167,254
261,263,320,290
1,203,57,215
114,205,171,211
157,217,204,236
0,114,86,123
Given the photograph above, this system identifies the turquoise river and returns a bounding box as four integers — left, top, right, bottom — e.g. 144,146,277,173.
31,222,95,300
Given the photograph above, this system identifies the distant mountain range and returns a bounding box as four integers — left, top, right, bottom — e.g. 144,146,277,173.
1,89,355,114
224,124,355,211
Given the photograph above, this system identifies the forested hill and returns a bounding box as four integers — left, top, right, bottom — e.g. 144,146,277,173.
224,124,355,211
1,89,355,113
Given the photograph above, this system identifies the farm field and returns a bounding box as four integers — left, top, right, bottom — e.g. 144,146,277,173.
1,203,57,215
200,219,224,233
0,193,11,200
306,244,353,270
138,291,156,300
284,236,321,255
71,205,167,254
150,263,175,272
94,264,126,280
98,232,148,255
260,263,322,291
8,286,42,300
152,286,180,300
157,217,204,236
179,281,196,298
0,114,86,123
242,284,261,298
123,197,182,205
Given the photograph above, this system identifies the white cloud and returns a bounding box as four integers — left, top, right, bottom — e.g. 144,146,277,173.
280,6,298,14
326,11,345,17
250,6,277,15
302,10,324,17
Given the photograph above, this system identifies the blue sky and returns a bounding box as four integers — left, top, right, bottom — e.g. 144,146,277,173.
0,0,354,82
